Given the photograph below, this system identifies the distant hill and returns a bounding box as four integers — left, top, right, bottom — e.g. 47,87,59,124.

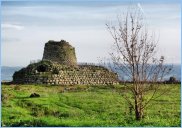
111,64,181,81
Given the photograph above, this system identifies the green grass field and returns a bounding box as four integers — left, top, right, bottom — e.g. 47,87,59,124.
1,84,181,127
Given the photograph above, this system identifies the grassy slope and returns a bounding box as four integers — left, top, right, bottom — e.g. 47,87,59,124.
1,84,181,127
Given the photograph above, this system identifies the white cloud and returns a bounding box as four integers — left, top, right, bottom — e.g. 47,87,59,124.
1,2,180,66
1,23,24,30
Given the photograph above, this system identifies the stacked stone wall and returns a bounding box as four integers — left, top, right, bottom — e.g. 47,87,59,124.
13,62,118,85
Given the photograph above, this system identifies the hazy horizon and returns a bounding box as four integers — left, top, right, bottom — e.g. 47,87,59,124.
1,0,181,67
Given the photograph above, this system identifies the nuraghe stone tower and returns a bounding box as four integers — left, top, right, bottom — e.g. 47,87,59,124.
43,40,77,66
13,40,119,85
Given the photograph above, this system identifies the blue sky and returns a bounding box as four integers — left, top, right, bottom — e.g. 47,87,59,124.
1,0,181,66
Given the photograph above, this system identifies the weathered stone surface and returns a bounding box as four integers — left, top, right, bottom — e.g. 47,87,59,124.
13,60,119,85
30,93,40,98
13,40,119,85
42,40,77,66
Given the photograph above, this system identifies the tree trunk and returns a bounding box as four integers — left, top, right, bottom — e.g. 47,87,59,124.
135,95,143,121
135,110,141,120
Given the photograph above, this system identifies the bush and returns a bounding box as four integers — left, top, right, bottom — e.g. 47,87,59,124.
52,68,59,74
165,76,179,84
169,76,176,83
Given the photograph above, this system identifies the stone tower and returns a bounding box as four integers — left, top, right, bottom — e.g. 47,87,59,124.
42,40,77,66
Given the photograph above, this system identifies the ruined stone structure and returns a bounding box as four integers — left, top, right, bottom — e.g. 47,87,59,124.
43,40,77,66
13,40,119,85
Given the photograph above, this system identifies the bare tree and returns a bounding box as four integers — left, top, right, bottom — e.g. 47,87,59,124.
106,7,172,120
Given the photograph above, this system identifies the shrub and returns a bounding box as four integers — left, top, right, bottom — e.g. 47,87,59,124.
169,76,176,83
52,68,59,74
165,76,179,84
